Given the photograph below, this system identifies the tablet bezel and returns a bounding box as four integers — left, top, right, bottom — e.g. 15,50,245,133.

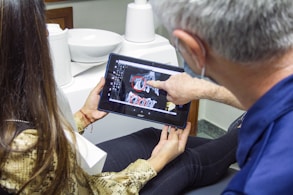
98,53,190,128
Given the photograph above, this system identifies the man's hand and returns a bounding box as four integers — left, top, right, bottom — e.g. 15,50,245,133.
147,73,214,105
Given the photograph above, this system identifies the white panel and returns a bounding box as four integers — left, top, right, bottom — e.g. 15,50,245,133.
46,0,133,34
200,100,244,131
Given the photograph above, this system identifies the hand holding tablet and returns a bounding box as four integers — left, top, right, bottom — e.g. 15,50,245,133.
98,53,190,128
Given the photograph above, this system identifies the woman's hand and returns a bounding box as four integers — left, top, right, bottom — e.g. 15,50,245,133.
147,122,191,172
74,77,108,128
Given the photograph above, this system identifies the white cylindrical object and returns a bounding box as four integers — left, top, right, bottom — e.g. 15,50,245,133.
125,1,155,43
135,0,147,4
47,24,72,87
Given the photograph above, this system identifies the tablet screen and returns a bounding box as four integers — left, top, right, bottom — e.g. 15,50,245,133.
98,53,190,128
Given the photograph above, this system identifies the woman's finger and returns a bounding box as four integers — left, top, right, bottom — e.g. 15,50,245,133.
160,125,169,141
168,127,179,140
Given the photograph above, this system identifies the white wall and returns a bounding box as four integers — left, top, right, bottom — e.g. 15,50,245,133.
198,100,244,131
46,0,244,132
46,0,132,34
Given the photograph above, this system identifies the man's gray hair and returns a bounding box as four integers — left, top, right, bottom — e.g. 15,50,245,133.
150,0,293,63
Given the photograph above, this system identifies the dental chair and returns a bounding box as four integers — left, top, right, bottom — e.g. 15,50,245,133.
184,167,237,194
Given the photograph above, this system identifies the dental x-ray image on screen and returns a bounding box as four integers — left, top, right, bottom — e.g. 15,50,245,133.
98,53,190,128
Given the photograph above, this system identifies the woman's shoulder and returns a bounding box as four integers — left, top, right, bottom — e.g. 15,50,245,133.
11,129,38,150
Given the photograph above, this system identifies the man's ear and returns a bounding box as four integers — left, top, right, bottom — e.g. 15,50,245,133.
173,29,206,69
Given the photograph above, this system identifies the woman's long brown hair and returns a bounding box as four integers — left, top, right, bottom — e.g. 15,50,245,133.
0,0,74,193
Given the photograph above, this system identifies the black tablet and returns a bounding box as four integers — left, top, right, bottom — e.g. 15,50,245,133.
98,53,190,128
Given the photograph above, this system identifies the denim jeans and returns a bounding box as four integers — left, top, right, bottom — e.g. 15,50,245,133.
97,121,239,195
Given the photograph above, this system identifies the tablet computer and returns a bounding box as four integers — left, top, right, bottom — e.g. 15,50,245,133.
98,53,190,128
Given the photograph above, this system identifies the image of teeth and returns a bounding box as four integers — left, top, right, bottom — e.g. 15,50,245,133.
130,71,159,96
166,101,176,112
126,91,157,108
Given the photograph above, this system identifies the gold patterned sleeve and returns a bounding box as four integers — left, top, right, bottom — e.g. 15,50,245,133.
0,129,42,193
74,110,90,134
87,159,157,195
74,113,85,134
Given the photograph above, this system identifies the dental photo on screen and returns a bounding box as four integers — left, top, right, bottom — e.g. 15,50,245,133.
108,61,177,115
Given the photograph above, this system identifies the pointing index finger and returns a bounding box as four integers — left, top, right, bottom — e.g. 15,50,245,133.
147,80,164,89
